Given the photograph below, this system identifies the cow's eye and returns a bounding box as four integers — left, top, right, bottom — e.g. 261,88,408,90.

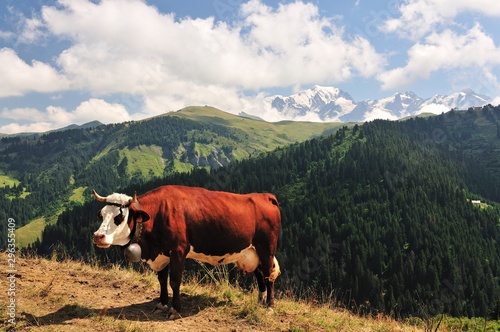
114,213,124,226
97,210,103,220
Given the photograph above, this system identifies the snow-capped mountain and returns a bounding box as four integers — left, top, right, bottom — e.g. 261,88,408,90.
370,91,423,117
341,92,423,122
266,85,356,121
264,86,492,122
417,89,491,115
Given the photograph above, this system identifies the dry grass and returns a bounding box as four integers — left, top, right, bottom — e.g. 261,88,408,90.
0,252,494,331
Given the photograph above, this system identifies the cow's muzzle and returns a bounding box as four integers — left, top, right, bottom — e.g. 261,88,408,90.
93,232,110,248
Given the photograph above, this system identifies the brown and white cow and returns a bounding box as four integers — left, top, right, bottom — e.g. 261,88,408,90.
92,185,281,318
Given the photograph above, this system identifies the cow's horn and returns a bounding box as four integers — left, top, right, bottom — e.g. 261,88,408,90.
129,191,138,205
93,189,107,202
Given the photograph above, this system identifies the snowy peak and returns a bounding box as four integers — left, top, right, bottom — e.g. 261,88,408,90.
368,91,423,117
417,89,491,115
285,85,352,105
424,89,490,108
264,87,492,122
267,85,356,121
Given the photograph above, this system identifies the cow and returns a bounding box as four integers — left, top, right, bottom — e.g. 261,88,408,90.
92,185,281,318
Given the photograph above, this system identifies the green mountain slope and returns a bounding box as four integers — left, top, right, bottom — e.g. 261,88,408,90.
33,107,500,319
167,106,342,143
0,107,343,247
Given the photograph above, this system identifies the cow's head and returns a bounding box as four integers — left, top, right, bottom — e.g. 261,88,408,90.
92,190,149,248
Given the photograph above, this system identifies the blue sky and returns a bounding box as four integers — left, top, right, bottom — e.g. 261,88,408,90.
1,0,500,133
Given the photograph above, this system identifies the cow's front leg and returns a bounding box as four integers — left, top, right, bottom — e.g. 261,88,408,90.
154,265,170,313
265,279,275,307
168,250,186,319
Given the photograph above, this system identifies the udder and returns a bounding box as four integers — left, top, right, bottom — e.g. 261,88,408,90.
234,246,260,273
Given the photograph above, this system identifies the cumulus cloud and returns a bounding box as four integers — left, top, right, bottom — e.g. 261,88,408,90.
363,107,398,122
40,0,384,104
0,122,55,134
0,99,130,134
0,48,69,97
491,96,500,106
63,98,131,124
377,0,500,99
381,0,500,40
416,104,449,115
240,0,384,83
0,107,47,123
378,25,500,90
4,5,47,44
19,16,45,44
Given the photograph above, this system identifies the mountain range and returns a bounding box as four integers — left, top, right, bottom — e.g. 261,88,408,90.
263,85,493,122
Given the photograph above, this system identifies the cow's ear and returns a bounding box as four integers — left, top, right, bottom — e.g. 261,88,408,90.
135,210,150,223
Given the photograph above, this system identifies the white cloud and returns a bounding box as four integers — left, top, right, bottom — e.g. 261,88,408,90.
239,0,384,83
0,122,55,134
382,0,500,40
0,30,14,40
19,16,45,43
378,25,500,90
491,96,500,106
363,107,398,122
0,48,69,97
5,5,47,44
0,107,47,122
72,99,131,124
0,99,130,134
416,104,449,115
38,0,384,105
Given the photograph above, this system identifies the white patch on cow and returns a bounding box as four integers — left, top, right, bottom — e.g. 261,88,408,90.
106,193,133,205
258,290,267,303
145,254,170,272
268,256,281,282
187,245,260,273
94,193,133,247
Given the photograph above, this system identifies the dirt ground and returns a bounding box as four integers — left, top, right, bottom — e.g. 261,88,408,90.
0,253,290,332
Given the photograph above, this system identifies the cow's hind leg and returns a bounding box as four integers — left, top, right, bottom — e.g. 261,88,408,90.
154,265,170,313
255,250,280,307
266,256,280,305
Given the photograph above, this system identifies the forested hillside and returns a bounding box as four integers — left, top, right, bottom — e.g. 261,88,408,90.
32,106,500,318
0,106,341,247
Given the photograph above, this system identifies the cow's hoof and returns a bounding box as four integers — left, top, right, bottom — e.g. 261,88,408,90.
152,302,169,314
167,307,181,320
266,307,274,315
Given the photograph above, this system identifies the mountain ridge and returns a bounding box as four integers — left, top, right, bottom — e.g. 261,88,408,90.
1,87,493,136
265,85,493,122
